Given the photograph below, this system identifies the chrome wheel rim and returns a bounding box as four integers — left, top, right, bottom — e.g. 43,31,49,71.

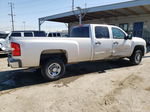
135,52,141,63
48,63,61,77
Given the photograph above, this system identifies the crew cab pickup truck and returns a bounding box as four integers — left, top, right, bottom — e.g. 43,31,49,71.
8,24,147,81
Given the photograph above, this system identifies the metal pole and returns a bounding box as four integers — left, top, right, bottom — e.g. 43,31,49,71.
72,0,74,11
79,14,82,25
23,21,26,30
9,2,15,31
38,19,41,31
76,7,83,25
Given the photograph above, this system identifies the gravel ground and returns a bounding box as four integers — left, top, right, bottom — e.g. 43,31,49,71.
0,53,150,112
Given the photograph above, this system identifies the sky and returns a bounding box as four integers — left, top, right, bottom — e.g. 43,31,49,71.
0,0,133,32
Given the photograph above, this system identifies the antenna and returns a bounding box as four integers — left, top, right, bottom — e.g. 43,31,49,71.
8,2,15,31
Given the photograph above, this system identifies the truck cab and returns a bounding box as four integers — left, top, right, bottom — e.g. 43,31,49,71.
71,24,146,60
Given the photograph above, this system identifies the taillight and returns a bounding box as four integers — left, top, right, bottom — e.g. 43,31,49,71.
11,42,21,56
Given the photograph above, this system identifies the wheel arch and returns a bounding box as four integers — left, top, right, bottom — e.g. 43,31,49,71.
132,45,145,56
40,49,68,66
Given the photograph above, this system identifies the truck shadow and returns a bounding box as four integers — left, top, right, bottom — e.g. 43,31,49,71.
0,59,133,91
0,54,8,58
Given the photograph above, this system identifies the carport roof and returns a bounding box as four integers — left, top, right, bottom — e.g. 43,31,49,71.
39,0,150,23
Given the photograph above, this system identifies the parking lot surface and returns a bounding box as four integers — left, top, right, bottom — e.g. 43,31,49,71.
0,54,150,112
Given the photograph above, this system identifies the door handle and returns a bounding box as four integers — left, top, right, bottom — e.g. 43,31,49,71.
113,42,118,45
95,41,101,45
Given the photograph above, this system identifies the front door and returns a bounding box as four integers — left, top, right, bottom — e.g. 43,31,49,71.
112,27,132,57
133,22,144,37
93,26,112,60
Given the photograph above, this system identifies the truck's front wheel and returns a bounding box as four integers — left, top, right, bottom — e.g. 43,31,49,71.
41,59,65,81
130,49,143,65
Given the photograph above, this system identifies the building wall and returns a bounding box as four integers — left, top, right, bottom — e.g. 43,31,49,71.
69,14,150,43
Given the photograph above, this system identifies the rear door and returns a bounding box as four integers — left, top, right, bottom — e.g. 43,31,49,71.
111,27,132,57
93,26,113,60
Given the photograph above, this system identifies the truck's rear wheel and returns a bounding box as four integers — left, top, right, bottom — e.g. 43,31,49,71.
130,49,142,65
41,59,65,81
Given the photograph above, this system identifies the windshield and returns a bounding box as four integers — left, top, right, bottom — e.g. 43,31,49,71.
70,26,89,38
0,33,9,39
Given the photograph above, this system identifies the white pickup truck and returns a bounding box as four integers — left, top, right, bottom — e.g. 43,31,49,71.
8,24,147,81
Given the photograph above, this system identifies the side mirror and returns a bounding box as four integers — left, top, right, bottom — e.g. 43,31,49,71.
125,32,133,40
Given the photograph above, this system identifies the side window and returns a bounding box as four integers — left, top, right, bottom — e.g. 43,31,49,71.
57,33,61,37
53,33,56,37
24,32,33,37
34,31,46,37
95,26,109,38
11,33,21,37
112,27,126,39
48,33,52,37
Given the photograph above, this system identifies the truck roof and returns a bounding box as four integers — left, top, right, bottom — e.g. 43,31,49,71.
12,30,45,32
74,24,116,27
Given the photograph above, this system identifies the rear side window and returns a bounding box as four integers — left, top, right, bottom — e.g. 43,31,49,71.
57,33,61,37
95,26,109,38
48,33,52,37
53,33,56,37
34,31,46,37
24,32,33,37
11,33,21,37
70,26,89,37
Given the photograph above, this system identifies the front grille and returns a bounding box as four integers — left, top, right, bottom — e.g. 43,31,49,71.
0,48,2,51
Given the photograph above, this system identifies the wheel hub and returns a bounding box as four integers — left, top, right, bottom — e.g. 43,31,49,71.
135,52,141,63
48,63,61,77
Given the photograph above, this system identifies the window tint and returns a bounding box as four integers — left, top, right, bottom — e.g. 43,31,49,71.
24,32,33,37
48,33,52,37
11,33,21,37
53,33,56,37
57,33,61,37
34,31,46,37
95,26,109,38
112,28,126,39
70,27,89,37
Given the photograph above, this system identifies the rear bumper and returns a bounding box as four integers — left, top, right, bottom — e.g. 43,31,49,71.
7,58,22,68
0,51,6,54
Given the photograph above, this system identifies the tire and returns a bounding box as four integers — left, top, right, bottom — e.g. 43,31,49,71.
41,58,65,81
130,49,143,65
